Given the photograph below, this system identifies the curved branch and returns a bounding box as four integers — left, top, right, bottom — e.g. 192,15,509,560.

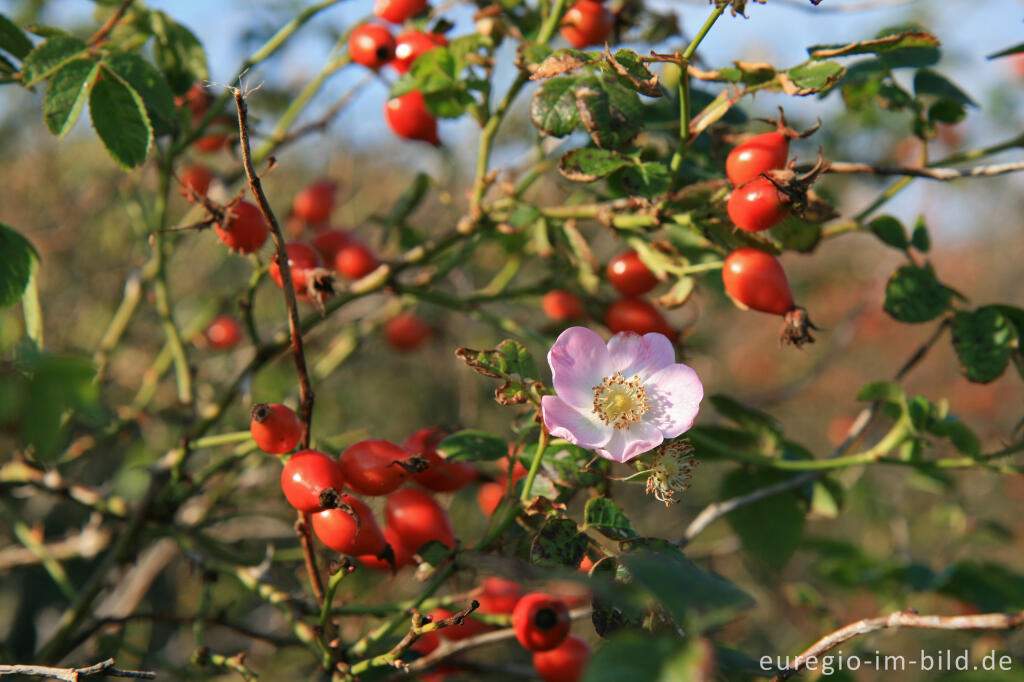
772,608,1024,681
0,657,155,681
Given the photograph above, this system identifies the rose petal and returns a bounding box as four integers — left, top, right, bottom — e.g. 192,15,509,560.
541,395,613,449
607,331,675,380
547,326,613,409
643,363,704,438
597,421,664,463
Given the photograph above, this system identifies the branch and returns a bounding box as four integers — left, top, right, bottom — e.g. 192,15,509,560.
233,87,325,605
86,0,134,46
680,319,951,546
825,159,1024,181
0,658,155,681
771,608,1024,681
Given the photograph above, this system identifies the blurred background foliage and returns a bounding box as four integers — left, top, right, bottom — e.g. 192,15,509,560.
0,0,1023,680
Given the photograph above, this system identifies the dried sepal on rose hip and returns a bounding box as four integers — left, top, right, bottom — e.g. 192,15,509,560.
280,449,345,513
722,247,818,347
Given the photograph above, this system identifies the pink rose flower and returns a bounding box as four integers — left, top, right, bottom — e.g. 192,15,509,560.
540,326,704,463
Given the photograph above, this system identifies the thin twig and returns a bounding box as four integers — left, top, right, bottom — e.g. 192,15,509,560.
86,0,134,46
404,607,592,673
824,159,1024,180
0,657,155,681
771,608,1024,681
233,87,324,605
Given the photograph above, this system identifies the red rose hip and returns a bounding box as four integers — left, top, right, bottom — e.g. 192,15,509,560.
250,403,302,454
512,593,571,652
349,24,396,70
385,488,455,551
216,200,269,254
560,0,614,48
292,180,337,224
606,250,659,296
385,91,440,145
726,131,790,186
533,635,590,682
280,449,345,513
338,440,412,496
727,176,789,233
313,496,387,555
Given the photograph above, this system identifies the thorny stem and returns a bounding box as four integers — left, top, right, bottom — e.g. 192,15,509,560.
234,89,325,607
669,1,728,182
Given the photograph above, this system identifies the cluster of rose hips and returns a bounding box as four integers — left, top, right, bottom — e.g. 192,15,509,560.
186,173,433,353
720,125,816,345
347,0,615,146
541,250,673,339
250,405,589,680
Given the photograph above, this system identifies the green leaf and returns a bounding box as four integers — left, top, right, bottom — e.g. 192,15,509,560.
403,46,474,119
914,69,976,107
574,75,644,149
150,11,208,94
709,395,783,454
21,35,87,86
530,76,581,137
807,30,940,59
23,354,99,463
856,381,904,403
0,224,38,310
867,214,908,250
883,263,952,323
584,497,637,540
987,41,1024,59
0,12,33,60
771,215,821,253
454,339,543,406
951,307,1017,383
927,99,966,124
558,147,630,182
616,162,670,198
910,215,930,252
435,429,508,462
619,548,755,631
100,50,177,134
43,58,99,138
89,75,153,169
780,61,845,96
605,48,660,97
872,24,941,68
582,634,679,682
720,469,805,567
530,517,588,568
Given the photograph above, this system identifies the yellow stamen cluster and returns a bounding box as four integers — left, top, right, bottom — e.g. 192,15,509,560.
592,371,650,429
645,440,698,506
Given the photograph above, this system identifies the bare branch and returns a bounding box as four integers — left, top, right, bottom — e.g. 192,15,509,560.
86,0,134,46
680,319,951,546
824,159,1024,181
0,658,155,681
772,608,1024,681
232,87,324,605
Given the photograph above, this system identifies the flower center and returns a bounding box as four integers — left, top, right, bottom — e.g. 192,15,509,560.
592,371,649,429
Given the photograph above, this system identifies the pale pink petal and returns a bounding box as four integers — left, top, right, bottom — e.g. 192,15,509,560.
541,395,613,449
607,332,675,380
597,421,664,463
643,363,704,438
547,326,613,409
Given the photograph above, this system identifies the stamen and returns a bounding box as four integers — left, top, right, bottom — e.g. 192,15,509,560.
592,371,650,429
645,440,698,506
